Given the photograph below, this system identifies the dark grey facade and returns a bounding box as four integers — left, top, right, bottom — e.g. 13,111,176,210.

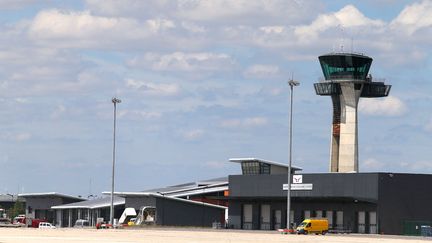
377,173,432,235
228,173,432,235
125,194,226,227
0,194,25,218
18,193,85,225
51,196,125,227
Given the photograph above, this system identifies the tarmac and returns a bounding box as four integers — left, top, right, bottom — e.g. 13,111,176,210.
0,227,430,243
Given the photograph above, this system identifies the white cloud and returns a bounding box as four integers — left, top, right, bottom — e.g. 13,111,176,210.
220,119,241,128
362,158,386,171
50,104,66,119
181,129,204,141
30,9,137,38
126,79,180,96
359,96,407,116
146,18,176,33
128,52,234,72
177,0,323,25
181,21,206,33
85,0,323,25
0,132,32,142
28,9,176,48
202,161,226,169
221,117,268,128
0,55,97,97
260,26,285,34
118,110,162,120
243,64,280,79
244,117,268,126
14,98,28,103
0,0,45,10
425,118,432,132
84,0,178,18
268,88,283,96
400,160,432,171
14,133,32,141
390,0,432,35
177,0,265,21
377,47,429,67
295,5,385,41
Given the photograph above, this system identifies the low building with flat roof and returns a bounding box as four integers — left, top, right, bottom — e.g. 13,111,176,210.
24,177,229,228
18,192,85,225
51,196,125,227
226,158,432,235
111,192,226,227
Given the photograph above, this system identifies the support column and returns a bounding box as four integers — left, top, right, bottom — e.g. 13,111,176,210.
338,83,362,172
68,209,72,227
330,95,341,172
56,210,62,227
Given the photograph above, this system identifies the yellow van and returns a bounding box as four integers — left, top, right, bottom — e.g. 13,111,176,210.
296,219,329,235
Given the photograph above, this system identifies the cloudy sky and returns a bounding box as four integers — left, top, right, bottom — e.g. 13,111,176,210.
1,0,431,197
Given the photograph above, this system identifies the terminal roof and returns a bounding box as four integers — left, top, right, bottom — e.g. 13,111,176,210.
51,196,124,209
106,192,227,210
102,177,228,198
229,158,302,171
18,192,86,201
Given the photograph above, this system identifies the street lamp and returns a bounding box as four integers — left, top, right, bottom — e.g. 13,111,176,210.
110,97,121,226
287,79,299,231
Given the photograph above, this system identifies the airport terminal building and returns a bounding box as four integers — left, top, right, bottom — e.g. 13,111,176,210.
18,159,432,235
227,159,432,235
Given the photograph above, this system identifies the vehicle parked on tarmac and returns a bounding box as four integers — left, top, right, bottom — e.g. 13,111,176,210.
30,219,48,228
118,208,137,225
296,219,329,235
134,206,156,225
74,219,90,227
38,222,56,229
96,222,112,229
12,215,26,225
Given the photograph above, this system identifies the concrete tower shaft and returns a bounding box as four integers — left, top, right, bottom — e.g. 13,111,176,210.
314,53,391,173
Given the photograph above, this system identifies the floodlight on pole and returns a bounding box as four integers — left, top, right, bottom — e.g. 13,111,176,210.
287,79,299,231
110,97,121,227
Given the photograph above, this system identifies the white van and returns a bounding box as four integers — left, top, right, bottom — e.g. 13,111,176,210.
39,222,56,229
74,219,90,227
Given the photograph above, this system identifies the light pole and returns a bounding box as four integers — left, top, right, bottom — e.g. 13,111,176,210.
287,79,299,230
110,97,121,226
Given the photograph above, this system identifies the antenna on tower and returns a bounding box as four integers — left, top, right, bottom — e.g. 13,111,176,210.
88,178,94,199
337,24,345,52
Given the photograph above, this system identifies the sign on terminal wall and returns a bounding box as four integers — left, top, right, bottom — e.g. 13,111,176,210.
293,175,303,184
283,183,313,191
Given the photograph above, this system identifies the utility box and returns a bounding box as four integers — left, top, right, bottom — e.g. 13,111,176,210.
421,226,432,237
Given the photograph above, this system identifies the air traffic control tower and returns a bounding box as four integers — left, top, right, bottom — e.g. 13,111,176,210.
314,53,391,173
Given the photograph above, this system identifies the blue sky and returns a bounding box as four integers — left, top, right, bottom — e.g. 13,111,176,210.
0,0,431,197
